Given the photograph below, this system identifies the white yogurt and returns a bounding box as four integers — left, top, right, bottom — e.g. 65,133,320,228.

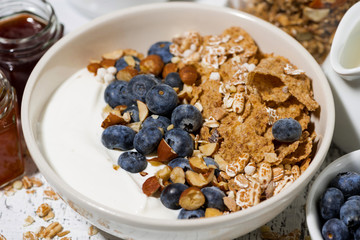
39,69,178,219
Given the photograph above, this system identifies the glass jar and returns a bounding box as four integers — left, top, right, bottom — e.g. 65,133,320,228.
0,0,63,104
0,70,24,188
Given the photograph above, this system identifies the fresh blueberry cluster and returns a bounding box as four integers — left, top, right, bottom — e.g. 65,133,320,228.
319,171,360,240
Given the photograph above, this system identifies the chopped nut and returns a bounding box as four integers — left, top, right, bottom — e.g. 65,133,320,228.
142,176,161,197
137,100,149,122
23,215,35,227
23,231,36,240
223,196,238,212
205,208,223,218
214,154,228,172
22,176,33,189
100,59,116,68
179,65,198,85
156,139,178,163
139,171,148,177
88,225,99,236
170,167,186,184
101,112,130,128
155,165,172,181
116,66,139,81
189,156,209,173
177,84,193,101
140,55,164,76
12,180,23,190
127,122,142,132
102,49,124,60
3,185,15,196
179,187,205,210
162,63,178,78
43,210,55,221
303,7,329,22
87,62,101,75
36,203,52,218
199,143,218,156
185,169,214,188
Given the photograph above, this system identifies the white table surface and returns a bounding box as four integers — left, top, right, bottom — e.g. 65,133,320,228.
0,1,348,239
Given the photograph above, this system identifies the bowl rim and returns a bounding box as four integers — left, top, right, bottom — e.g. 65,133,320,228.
22,1,335,230
306,150,360,239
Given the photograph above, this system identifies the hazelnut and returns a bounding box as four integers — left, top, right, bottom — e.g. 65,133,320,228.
102,49,124,60
162,63,178,78
179,187,205,210
142,176,161,197
179,65,198,85
185,169,214,188
155,165,172,182
140,55,164,76
116,66,139,81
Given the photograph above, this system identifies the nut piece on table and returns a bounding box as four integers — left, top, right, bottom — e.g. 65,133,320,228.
179,187,205,210
142,176,161,197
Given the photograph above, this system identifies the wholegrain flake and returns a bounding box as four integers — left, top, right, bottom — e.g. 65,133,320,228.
90,26,319,216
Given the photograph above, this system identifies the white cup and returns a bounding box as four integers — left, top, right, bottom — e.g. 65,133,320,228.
330,2,360,81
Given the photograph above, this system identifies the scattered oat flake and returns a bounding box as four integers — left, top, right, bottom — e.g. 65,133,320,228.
4,185,15,196
30,177,43,187
88,225,99,236
44,188,60,200
57,230,70,237
36,203,52,217
23,231,36,240
0,234,6,240
23,215,35,227
43,210,55,221
26,189,36,194
22,176,33,189
41,222,63,239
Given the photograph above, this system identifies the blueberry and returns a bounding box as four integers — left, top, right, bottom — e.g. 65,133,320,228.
148,41,173,63
160,183,188,210
164,128,193,157
123,105,139,122
142,115,171,133
168,158,193,172
145,84,178,116
348,195,360,202
320,187,345,220
104,80,135,108
101,125,136,151
330,172,360,197
340,199,360,227
322,218,349,240
354,227,360,240
164,72,183,90
201,186,226,211
178,208,205,219
118,151,147,173
272,118,302,142
127,74,158,102
133,126,163,155
115,55,140,72
171,104,203,133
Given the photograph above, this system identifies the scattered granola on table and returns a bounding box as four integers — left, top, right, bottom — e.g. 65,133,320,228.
93,26,320,218
229,0,358,63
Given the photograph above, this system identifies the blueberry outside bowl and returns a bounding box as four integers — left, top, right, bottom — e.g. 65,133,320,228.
21,2,335,240
306,150,360,239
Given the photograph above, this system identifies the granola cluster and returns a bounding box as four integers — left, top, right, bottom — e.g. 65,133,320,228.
90,26,319,216
229,0,358,63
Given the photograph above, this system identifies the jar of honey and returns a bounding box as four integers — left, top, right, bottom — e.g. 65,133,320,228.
0,70,24,188
0,0,63,104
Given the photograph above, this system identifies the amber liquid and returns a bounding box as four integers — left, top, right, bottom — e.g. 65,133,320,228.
0,13,48,104
0,96,24,187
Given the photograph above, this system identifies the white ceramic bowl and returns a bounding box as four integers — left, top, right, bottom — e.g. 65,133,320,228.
306,150,360,239
22,2,335,240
